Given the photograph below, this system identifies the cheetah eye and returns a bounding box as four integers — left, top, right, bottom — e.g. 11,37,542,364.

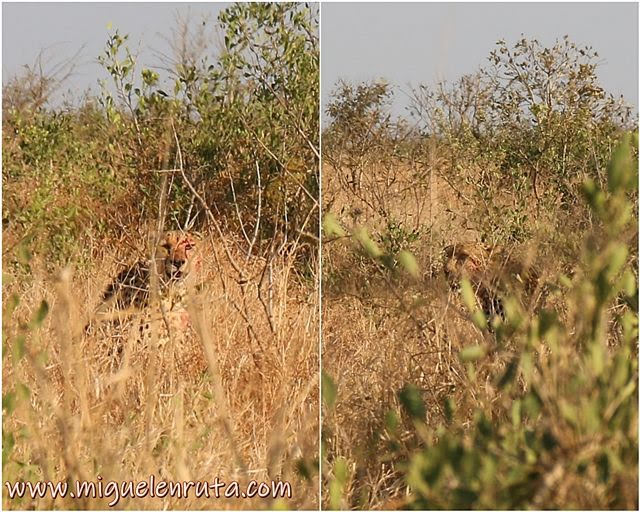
185,242,195,251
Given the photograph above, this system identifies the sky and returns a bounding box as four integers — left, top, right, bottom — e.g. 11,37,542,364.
322,2,639,118
2,3,229,102
2,2,637,117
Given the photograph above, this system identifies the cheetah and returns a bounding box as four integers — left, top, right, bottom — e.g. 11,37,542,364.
99,230,203,311
89,230,206,366
443,242,542,324
83,230,210,420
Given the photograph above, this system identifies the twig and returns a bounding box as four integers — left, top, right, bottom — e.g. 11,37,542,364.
247,160,263,262
170,120,246,281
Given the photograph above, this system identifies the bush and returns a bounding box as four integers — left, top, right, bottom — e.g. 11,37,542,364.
409,36,635,242
321,36,637,510
3,2,319,268
396,135,638,510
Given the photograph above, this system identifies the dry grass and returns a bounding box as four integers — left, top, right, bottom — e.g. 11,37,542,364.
321,155,636,509
2,229,319,510
322,159,492,508
322,263,493,509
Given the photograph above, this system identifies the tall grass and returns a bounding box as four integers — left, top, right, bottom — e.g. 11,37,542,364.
3,233,319,509
3,3,319,509
321,37,637,510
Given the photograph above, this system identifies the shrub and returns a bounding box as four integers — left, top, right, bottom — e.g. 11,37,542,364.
409,36,635,243
3,2,319,269
321,36,637,510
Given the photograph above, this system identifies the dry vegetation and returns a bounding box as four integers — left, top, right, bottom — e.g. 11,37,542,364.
322,37,638,510
3,3,319,509
3,231,318,509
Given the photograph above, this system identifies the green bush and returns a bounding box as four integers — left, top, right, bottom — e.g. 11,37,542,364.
409,36,635,243
401,136,636,509
3,2,319,268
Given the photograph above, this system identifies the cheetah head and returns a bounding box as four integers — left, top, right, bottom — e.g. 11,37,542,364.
156,230,203,283
443,243,488,284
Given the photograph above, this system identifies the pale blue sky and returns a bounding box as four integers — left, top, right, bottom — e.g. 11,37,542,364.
322,2,639,118
3,2,638,116
3,3,228,101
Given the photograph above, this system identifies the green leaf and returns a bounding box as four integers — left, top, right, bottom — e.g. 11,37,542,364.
471,310,488,330
329,457,349,510
596,452,610,483
522,387,542,418
611,351,631,391
582,179,605,216
584,397,602,433
397,250,420,278
4,294,19,319
460,344,487,362
588,342,605,377
520,351,534,382
605,243,628,280
3,392,17,414
333,457,349,485
13,335,25,363
2,432,15,466
16,383,30,401
322,371,337,409
322,212,346,238
443,397,456,424
541,429,557,451
502,296,523,328
294,457,313,482
497,357,519,389
272,498,289,511
398,384,425,420
459,278,477,311
30,300,48,329
607,133,634,193
621,269,637,298
385,410,399,432
354,228,382,259
511,399,522,426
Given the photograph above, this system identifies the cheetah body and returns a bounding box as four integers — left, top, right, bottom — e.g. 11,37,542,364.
443,242,541,322
92,230,204,352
